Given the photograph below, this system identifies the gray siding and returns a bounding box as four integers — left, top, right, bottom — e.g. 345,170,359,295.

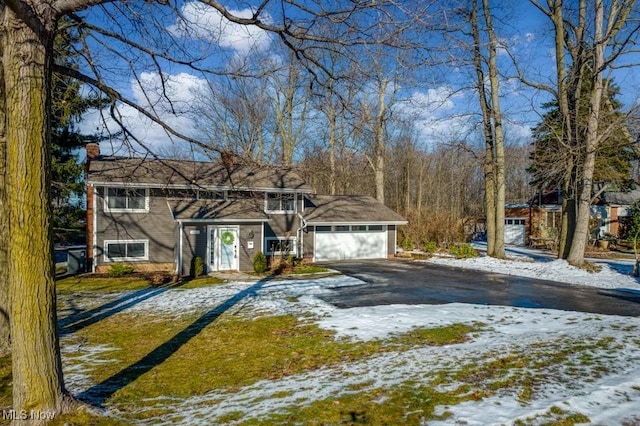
264,213,300,238
302,226,314,259
387,225,396,255
238,223,263,271
94,187,176,267
181,224,208,275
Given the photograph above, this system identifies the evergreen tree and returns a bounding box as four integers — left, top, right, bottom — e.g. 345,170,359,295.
529,78,636,194
51,25,105,242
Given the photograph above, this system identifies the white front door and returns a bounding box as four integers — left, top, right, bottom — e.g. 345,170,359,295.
208,226,239,271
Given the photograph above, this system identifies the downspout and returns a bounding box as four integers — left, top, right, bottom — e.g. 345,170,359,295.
92,184,98,273
297,212,307,259
176,221,183,276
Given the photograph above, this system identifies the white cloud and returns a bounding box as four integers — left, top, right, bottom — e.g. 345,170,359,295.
79,72,208,154
504,121,532,142
169,2,272,55
396,84,532,148
391,86,475,147
406,86,458,116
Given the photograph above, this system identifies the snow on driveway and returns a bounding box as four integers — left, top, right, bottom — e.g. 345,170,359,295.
62,253,640,425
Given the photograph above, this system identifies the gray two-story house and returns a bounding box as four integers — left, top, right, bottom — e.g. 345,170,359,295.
86,144,406,274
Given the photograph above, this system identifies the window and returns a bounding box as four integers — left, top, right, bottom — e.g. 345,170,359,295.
314,225,385,232
266,237,296,255
166,188,197,199
105,187,148,212
506,219,525,226
104,240,148,261
265,193,295,213
546,211,560,228
198,190,225,200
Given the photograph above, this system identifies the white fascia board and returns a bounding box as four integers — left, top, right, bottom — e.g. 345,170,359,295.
88,181,313,194
175,218,270,223
305,220,408,226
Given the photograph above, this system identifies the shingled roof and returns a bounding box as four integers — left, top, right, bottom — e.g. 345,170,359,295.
87,156,313,192
303,195,407,224
599,185,640,206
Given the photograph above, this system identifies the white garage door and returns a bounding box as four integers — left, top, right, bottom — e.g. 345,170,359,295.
315,225,387,261
505,218,526,246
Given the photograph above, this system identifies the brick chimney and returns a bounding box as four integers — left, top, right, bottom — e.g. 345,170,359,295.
85,142,100,272
86,143,100,161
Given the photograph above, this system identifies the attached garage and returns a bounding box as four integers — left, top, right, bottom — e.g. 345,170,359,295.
301,195,407,262
314,225,387,261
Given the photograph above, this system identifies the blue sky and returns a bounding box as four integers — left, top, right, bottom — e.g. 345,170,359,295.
76,0,640,156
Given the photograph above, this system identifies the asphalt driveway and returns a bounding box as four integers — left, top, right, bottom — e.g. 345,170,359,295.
318,260,640,317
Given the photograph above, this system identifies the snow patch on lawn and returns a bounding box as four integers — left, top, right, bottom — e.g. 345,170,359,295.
123,275,365,317
61,254,640,425
127,305,640,425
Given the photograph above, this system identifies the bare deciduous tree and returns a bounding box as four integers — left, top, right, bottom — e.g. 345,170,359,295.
468,0,507,258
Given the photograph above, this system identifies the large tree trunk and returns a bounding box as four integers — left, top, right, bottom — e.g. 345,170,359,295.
471,0,497,256
483,0,506,259
327,94,337,195
567,0,604,266
558,189,576,259
0,21,9,357
3,7,73,415
373,79,388,204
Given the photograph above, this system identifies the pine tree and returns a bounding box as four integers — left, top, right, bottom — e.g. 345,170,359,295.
50,24,105,243
530,79,635,192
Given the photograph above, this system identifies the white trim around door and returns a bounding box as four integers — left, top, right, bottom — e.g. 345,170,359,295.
207,225,240,271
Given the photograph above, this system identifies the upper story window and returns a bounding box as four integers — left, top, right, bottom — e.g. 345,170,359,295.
164,188,225,200
198,190,225,200
105,187,149,213
265,193,295,213
166,188,197,200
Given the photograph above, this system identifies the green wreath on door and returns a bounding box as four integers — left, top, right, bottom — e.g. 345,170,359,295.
221,231,235,245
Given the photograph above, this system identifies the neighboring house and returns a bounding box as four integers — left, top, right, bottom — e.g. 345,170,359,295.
85,144,407,274
504,186,640,247
504,190,562,246
593,184,640,238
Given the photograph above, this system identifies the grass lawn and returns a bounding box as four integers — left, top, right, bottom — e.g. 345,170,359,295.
1,274,639,425
287,264,330,275
51,275,487,424
57,275,154,293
